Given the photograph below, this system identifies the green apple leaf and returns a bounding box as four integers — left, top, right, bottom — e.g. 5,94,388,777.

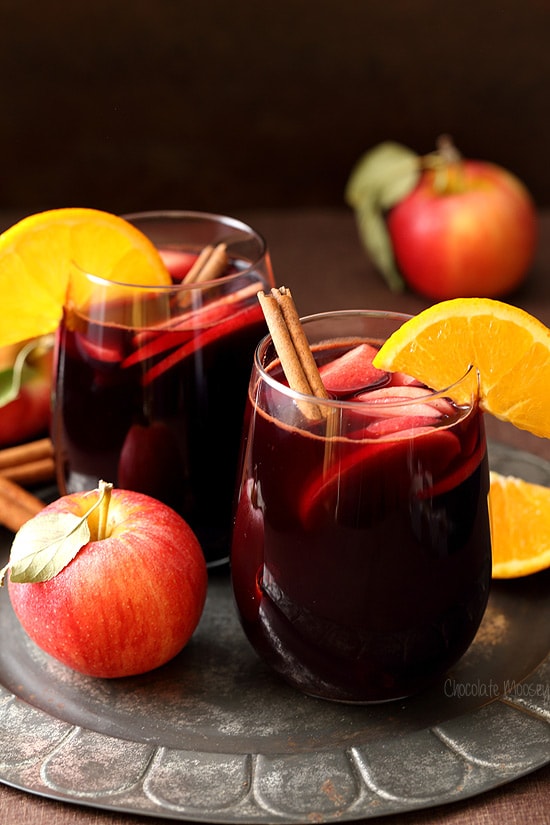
5,512,91,584
0,366,20,408
0,335,53,409
345,141,421,292
354,200,405,292
345,141,420,209
0,482,111,586
0,345,33,408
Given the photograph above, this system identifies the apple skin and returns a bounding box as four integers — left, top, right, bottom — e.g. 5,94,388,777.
0,343,52,448
7,488,208,678
117,421,182,504
159,249,197,281
387,160,537,299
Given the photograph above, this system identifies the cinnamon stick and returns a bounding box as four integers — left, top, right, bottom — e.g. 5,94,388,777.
0,437,56,485
183,243,229,284
0,476,45,533
257,287,329,421
0,437,53,470
274,287,329,401
1,458,56,485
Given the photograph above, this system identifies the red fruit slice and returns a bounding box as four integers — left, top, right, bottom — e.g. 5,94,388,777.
125,281,263,368
355,385,454,418
319,343,389,396
143,302,263,385
299,428,461,528
427,437,487,499
365,416,437,437
388,372,424,387
122,328,191,369
74,331,125,365
159,249,198,281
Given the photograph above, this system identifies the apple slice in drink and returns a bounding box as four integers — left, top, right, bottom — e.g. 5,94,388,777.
300,426,462,529
142,302,264,385
365,416,439,437
339,385,454,440
159,249,200,281
124,282,263,370
354,385,455,418
318,343,390,396
389,371,424,387
74,331,125,366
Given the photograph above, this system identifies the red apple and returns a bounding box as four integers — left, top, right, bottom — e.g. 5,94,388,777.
6,485,207,678
387,157,537,299
117,421,182,501
0,338,53,447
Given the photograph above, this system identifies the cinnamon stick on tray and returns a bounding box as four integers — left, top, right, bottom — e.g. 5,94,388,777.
0,476,45,533
0,437,55,486
257,286,329,421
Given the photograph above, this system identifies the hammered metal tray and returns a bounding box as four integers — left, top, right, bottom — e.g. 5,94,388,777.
0,441,549,823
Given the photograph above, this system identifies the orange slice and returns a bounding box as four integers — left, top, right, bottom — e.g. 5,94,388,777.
0,208,171,347
372,298,550,439
489,471,550,578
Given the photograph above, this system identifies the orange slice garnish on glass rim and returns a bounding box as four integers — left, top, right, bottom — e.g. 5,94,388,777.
373,297,550,577
0,208,171,348
373,297,550,439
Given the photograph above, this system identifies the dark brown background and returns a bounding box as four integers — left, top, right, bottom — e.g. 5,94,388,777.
1,0,549,215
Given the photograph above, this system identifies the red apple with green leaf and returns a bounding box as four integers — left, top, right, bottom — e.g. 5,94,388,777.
2,482,207,678
346,136,537,299
0,336,53,447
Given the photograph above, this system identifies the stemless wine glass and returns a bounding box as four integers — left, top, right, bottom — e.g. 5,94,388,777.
231,310,492,702
52,210,275,567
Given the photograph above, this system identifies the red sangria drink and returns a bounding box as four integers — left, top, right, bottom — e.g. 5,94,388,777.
53,211,274,567
231,309,492,702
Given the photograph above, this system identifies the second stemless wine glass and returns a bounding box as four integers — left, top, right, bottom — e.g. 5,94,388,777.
231,310,492,702
53,210,275,567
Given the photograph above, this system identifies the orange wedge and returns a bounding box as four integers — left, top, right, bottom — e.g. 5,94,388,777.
489,471,550,577
0,208,171,347
372,298,550,439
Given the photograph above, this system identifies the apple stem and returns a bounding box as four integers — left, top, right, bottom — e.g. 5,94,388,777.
422,134,466,195
436,134,461,166
96,480,113,541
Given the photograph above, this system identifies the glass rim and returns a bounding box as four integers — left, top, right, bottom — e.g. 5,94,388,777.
254,308,479,411
73,209,270,292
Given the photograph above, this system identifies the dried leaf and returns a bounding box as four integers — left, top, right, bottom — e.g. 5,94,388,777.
7,511,92,583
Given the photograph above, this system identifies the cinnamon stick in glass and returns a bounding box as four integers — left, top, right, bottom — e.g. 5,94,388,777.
183,243,229,284
257,287,329,421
